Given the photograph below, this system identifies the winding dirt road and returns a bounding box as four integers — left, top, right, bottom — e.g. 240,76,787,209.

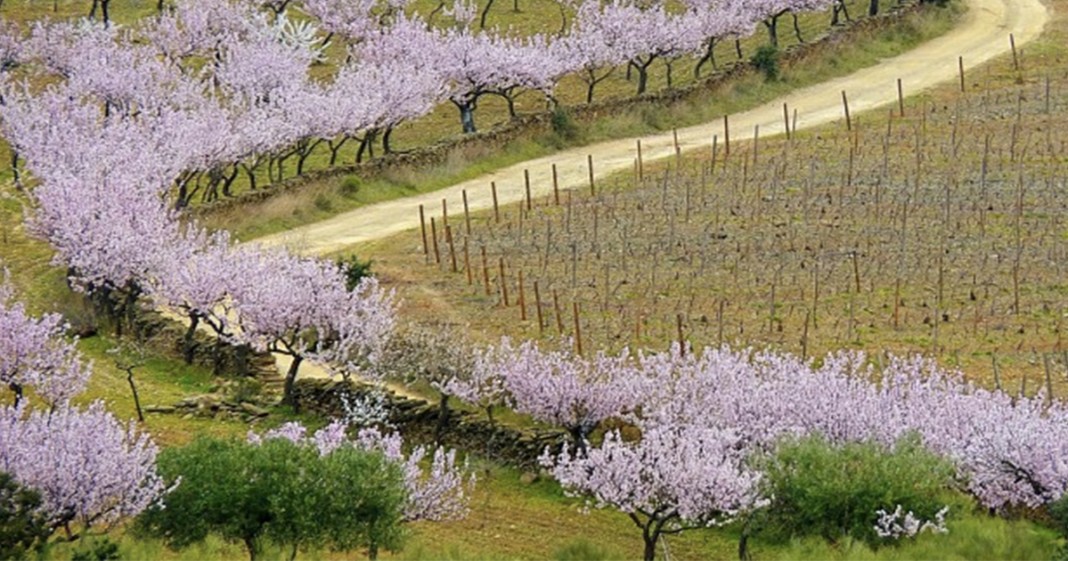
259,0,1048,256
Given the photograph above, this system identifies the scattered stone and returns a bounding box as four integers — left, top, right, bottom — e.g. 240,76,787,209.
144,405,175,414
239,402,270,417
519,472,539,485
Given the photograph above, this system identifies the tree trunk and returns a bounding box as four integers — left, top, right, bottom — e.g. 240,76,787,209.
568,425,591,455
234,344,250,378
832,0,851,24
583,68,613,103
435,394,450,444
792,12,803,42
244,537,259,561
220,165,238,197
328,136,349,165
276,154,288,182
102,0,110,26
458,102,477,134
764,17,779,48
296,139,323,176
127,369,144,423
122,284,141,339
183,314,199,364
296,144,309,176
382,127,394,154
355,130,377,162
479,0,495,28
738,514,754,561
282,355,304,409
266,157,278,183
212,340,225,375
631,60,652,96
695,39,717,78
243,164,258,191
643,535,657,561
10,151,20,190
8,382,22,406
869,0,879,16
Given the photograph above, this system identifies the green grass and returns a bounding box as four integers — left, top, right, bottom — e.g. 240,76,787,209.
29,460,1065,561
770,513,1060,561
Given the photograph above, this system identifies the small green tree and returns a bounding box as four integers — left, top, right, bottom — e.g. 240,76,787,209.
135,438,406,561
338,256,374,292
757,434,955,546
751,45,780,81
0,472,50,560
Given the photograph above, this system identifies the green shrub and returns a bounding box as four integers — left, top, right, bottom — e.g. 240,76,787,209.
1047,494,1068,560
751,45,780,81
550,106,580,144
758,434,955,546
337,255,374,291
1048,494,1068,538
313,193,334,212
339,176,362,197
135,437,407,561
0,472,50,561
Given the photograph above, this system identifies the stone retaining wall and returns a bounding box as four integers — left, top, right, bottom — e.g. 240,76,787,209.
293,378,568,469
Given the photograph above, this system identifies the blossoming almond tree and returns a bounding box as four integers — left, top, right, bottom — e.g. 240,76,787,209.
543,423,765,561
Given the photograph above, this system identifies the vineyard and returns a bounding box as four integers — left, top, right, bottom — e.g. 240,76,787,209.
2,0,1068,559
379,31,1068,395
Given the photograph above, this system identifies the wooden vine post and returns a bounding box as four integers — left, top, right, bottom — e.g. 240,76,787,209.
462,189,471,235
430,217,441,264
491,181,500,223
587,154,595,197
841,90,851,131
533,280,544,334
573,301,583,356
418,204,428,260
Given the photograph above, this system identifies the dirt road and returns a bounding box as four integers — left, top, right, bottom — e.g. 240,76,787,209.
258,0,1047,257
